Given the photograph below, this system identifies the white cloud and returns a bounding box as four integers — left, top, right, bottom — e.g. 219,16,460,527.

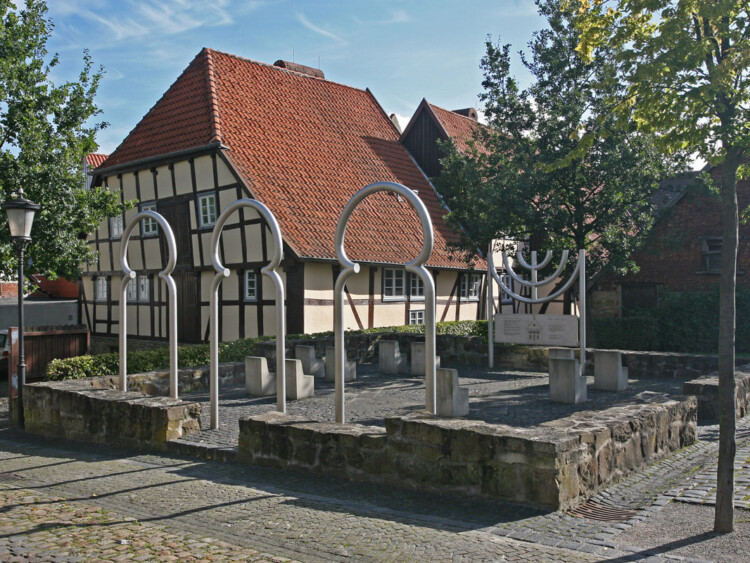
62,1,234,42
353,8,411,26
382,9,410,24
296,13,347,44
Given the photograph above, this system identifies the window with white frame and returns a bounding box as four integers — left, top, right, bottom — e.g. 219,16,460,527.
126,280,137,302
499,273,514,305
126,274,150,303
109,215,124,239
95,277,108,302
198,192,218,228
701,237,722,273
140,202,158,236
245,270,258,301
409,309,425,325
138,274,151,302
460,273,482,301
409,273,425,300
383,268,405,301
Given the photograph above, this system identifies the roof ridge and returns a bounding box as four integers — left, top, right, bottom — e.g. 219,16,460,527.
427,101,480,126
204,48,223,144
206,48,373,96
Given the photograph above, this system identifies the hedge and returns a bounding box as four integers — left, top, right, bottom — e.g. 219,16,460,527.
594,287,750,354
44,320,487,381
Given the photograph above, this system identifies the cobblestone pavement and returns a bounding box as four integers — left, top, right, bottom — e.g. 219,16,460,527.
3,372,750,561
178,364,687,448
0,428,612,562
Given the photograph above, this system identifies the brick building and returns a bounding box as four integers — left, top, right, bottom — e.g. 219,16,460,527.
591,168,750,318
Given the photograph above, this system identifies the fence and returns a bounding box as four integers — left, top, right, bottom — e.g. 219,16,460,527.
7,325,89,384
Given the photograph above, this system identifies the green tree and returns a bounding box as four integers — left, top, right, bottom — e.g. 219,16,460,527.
0,0,125,282
573,0,749,533
435,0,686,285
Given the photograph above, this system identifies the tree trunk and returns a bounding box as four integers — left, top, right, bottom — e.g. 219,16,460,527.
714,148,741,533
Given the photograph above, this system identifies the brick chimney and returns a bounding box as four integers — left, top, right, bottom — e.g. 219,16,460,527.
273,60,325,79
452,108,478,121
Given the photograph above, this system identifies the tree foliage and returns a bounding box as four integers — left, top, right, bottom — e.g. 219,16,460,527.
0,0,125,281
435,0,686,278
571,0,750,533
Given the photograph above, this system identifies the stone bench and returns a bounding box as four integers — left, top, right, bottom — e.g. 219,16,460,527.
410,342,441,377
594,349,628,392
245,356,276,397
324,346,356,382
378,340,408,374
245,357,314,400
295,345,325,378
286,359,315,400
436,368,469,417
549,350,587,404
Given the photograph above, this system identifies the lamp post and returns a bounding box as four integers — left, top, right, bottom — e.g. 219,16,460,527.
2,189,40,429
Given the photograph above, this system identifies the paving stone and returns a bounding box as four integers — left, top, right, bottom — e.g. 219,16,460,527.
3,372,750,562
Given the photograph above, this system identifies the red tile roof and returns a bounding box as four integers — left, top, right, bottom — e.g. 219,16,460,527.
101,49,478,269
85,153,109,169
427,103,483,154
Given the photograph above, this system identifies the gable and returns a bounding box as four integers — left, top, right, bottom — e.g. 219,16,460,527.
99,49,479,270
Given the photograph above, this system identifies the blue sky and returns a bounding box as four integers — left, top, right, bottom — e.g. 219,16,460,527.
44,1,546,155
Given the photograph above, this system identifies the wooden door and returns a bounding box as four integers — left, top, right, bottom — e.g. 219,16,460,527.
159,199,193,269
159,200,201,342
175,273,201,342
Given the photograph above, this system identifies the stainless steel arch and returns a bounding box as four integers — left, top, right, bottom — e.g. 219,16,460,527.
334,181,436,423
210,199,285,429
119,210,178,398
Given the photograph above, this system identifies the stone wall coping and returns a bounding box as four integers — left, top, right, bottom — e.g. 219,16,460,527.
26,378,198,410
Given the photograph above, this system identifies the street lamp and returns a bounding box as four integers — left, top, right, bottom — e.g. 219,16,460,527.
2,189,40,429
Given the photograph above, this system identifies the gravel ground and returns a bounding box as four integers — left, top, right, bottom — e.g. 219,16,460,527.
615,502,750,562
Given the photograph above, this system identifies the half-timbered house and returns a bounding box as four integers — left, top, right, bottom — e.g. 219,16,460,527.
82,49,486,345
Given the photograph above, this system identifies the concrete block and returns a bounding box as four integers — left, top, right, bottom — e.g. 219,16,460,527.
549,347,575,360
295,345,325,378
594,350,628,392
436,368,469,417
379,340,407,374
285,359,314,400
549,358,587,404
410,342,441,376
245,356,276,397
324,346,356,382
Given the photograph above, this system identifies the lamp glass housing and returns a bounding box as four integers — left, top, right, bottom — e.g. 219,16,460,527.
3,197,40,240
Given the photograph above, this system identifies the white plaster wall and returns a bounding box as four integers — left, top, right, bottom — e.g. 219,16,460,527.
216,157,235,187
174,161,192,195
139,171,156,202
156,165,172,200
194,155,214,191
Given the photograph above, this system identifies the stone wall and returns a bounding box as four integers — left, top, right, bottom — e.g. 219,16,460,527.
92,363,245,396
23,378,201,450
238,395,696,510
683,365,750,421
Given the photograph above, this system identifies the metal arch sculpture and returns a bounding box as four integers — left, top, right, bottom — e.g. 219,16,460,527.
334,181,436,423
210,199,285,430
120,211,178,397
487,247,586,375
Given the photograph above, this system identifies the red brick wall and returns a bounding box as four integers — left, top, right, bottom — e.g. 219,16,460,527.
0,281,18,298
36,277,79,299
620,173,750,293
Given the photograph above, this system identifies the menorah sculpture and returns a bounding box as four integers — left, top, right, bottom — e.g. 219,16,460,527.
488,246,586,379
